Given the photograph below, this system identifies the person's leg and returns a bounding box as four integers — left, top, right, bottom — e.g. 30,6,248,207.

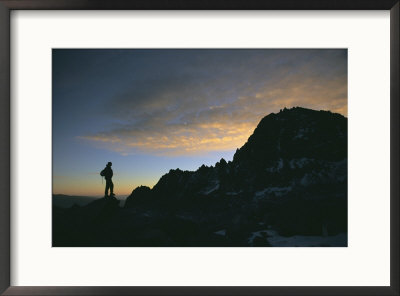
105,179,110,197
110,180,114,196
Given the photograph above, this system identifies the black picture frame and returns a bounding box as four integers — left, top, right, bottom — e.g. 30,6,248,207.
0,1,398,295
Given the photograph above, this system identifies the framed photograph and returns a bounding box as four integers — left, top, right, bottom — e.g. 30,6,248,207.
1,1,399,295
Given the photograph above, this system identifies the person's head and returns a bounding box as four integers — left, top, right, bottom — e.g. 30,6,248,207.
107,162,112,167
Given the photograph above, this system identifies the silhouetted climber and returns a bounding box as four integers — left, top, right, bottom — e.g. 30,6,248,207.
100,162,114,198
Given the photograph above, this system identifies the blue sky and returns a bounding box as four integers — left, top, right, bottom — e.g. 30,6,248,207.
52,49,347,196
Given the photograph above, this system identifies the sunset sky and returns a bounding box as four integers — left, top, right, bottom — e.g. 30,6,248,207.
53,49,347,196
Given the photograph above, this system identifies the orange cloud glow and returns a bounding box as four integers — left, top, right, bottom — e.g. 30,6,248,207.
79,50,347,157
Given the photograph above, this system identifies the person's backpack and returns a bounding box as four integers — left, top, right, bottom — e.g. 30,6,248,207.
100,169,106,177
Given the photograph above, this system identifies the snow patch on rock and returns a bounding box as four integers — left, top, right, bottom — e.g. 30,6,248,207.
254,186,292,199
214,229,226,236
203,181,220,195
265,230,347,247
248,230,269,245
289,157,312,169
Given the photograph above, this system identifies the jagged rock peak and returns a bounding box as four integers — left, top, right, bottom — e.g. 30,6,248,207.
233,107,347,164
124,185,152,208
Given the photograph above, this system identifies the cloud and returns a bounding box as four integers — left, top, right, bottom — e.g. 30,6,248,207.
80,120,255,156
79,49,347,156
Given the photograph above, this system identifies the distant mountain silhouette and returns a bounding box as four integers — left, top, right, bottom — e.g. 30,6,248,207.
53,194,99,208
53,107,347,247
